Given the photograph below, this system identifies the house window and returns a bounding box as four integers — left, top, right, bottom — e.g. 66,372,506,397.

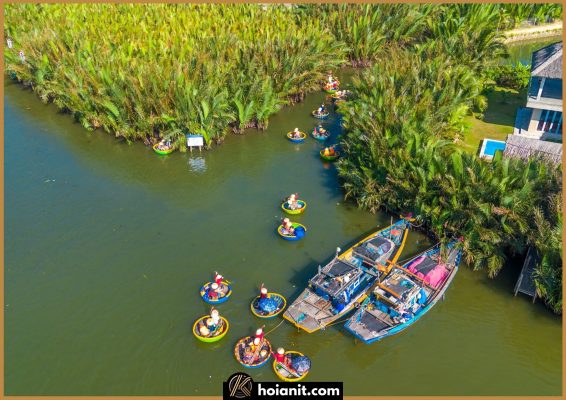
537,110,548,131
537,111,563,134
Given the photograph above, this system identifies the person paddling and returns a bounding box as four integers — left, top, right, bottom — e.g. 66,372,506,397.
255,326,265,342
259,283,268,299
214,271,223,286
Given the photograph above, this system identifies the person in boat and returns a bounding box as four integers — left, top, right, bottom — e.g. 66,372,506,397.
207,282,220,301
292,128,301,138
287,193,300,210
214,271,223,286
255,327,265,342
281,218,295,235
316,125,328,136
320,104,326,113
210,307,221,329
323,146,336,157
273,347,289,365
259,283,268,299
198,323,211,337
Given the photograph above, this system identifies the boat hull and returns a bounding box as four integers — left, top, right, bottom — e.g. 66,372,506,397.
345,243,462,343
312,111,329,119
273,351,309,382
283,219,410,333
312,129,329,141
234,336,272,368
287,132,307,143
250,293,287,318
277,223,307,241
200,281,232,304
320,150,340,161
153,143,174,155
193,316,229,343
281,200,307,215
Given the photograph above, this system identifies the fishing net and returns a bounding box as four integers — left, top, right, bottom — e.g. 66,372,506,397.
291,356,311,374
258,297,279,313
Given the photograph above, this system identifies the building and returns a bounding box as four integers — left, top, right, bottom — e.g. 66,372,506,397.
513,41,562,141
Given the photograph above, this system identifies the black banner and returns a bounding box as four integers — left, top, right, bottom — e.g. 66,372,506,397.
223,373,343,400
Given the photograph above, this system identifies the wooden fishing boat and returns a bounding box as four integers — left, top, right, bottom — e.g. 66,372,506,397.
281,200,307,215
153,143,174,155
287,131,307,143
200,281,232,304
320,149,340,161
251,292,287,318
234,336,272,368
311,110,329,119
277,223,307,241
312,128,329,141
283,219,411,333
273,351,310,382
192,315,229,343
344,241,462,343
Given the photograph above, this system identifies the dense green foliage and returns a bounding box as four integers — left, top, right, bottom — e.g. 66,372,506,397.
337,48,562,314
5,3,562,312
5,4,347,147
486,63,532,90
499,3,563,29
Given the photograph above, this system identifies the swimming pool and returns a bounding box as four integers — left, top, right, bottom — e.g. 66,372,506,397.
480,139,506,159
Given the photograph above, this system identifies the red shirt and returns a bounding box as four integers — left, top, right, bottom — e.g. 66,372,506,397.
260,292,267,299
214,276,223,285
255,332,264,341
208,289,218,299
273,353,286,363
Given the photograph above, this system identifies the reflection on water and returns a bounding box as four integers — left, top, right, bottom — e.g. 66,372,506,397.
188,155,207,174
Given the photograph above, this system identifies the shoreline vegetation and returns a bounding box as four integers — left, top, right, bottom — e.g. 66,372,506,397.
4,3,562,313
504,21,562,43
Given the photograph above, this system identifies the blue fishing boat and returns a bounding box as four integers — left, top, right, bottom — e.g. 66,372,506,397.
345,241,462,343
283,219,411,333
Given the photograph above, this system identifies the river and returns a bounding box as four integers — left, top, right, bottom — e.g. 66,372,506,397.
506,34,562,65
4,41,562,396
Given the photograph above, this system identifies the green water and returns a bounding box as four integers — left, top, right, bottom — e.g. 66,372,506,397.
4,66,561,396
506,35,562,65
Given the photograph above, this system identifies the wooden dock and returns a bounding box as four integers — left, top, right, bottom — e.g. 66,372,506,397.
514,247,539,303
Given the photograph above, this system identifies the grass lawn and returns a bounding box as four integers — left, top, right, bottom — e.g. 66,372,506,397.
461,86,526,154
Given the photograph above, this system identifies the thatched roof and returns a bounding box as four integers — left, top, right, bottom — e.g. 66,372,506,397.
504,135,563,164
531,41,562,79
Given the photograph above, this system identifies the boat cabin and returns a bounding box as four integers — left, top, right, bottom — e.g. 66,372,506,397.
309,258,370,311
373,268,430,312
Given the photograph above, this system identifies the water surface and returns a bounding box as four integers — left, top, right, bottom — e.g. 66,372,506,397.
4,63,561,395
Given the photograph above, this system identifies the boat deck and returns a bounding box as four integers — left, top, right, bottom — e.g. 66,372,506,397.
347,306,393,341
284,289,335,332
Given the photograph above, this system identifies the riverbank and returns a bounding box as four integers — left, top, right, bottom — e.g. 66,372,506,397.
504,21,562,43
